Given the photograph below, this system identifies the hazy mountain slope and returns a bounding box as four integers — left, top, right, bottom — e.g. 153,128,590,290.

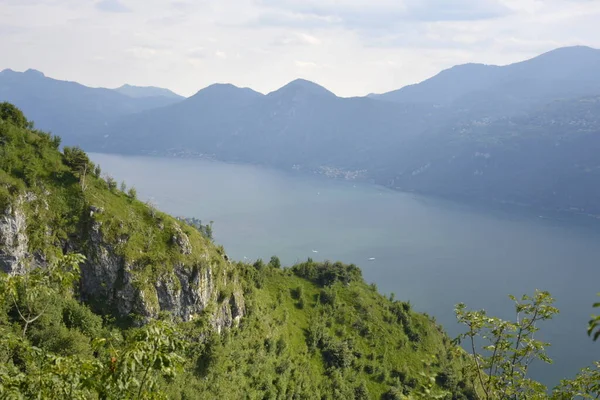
113,83,184,100
374,46,600,114
97,83,265,154
0,69,180,145
97,79,436,170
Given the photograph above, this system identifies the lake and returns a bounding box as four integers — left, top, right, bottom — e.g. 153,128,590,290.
91,152,600,387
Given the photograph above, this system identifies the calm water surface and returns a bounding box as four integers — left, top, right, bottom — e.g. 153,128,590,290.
91,153,600,387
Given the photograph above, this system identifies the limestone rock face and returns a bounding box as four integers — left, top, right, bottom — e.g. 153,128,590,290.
81,218,244,326
0,201,28,274
1,199,245,330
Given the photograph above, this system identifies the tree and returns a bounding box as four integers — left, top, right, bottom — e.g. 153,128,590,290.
128,187,137,200
0,102,31,129
269,255,281,269
455,290,558,400
0,254,186,399
94,320,186,399
2,253,85,337
106,176,117,192
63,146,92,191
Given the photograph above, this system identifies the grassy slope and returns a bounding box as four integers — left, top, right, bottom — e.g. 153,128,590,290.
166,264,477,399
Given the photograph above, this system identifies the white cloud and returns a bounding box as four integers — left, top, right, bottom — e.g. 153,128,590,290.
294,60,319,68
273,32,321,46
0,0,599,97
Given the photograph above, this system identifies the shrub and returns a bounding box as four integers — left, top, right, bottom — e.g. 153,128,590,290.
128,187,137,200
268,255,281,269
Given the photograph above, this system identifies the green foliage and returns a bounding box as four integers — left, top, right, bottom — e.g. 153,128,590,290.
455,291,558,399
107,175,117,191
128,186,137,200
552,362,600,399
0,254,186,399
588,293,600,341
0,102,31,129
177,217,213,241
269,255,281,269
63,146,92,176
292,259,362,287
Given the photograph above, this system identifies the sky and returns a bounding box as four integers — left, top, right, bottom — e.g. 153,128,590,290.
1,0,600,97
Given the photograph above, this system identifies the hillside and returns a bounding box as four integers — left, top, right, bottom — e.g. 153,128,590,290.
0,104,477,398
0,69,182,146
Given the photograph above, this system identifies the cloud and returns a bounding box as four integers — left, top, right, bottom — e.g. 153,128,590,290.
1,0,599,99
294,60,319,68
96,0,131,13
403,0,511,21
272,32,321,46
254,0,510,32
252,11,339,29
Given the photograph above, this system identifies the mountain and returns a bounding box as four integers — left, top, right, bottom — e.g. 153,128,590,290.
0,69,181,146
90,46,600,216
0,103,476,398
96,83,265,154
113,83,184,100
95,77,433,171
373,46,600,110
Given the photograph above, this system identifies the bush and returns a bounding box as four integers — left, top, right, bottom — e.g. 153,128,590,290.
319,288,337,307
291,286,304,300
62,298,103,338
106,176,117,191
128,187,137,199
382,387,403,400
268,255,281,269
354,382,369,400
322,338,353,369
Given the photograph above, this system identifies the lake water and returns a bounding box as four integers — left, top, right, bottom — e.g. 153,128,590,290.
91,152,600,387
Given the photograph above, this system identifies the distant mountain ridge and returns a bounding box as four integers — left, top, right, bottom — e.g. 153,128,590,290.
372,46,600,107
0,68,184,145
113,83,184,100
3,46,600,215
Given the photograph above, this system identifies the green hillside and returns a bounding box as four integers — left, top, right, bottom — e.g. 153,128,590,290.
0,103,477,398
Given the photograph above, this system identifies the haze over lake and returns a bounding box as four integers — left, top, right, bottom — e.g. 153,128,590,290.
91,152,600,387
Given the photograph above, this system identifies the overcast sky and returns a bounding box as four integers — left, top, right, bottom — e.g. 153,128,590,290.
1,0,599,97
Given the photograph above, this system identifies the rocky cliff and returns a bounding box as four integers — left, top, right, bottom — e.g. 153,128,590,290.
0,190,244,330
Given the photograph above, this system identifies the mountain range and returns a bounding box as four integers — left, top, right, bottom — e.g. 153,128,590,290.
2,45,600,215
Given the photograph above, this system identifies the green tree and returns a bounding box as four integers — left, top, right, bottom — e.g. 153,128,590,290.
0,102,31,128
455,290,558,400
269,255,281,269
128,187,137,200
